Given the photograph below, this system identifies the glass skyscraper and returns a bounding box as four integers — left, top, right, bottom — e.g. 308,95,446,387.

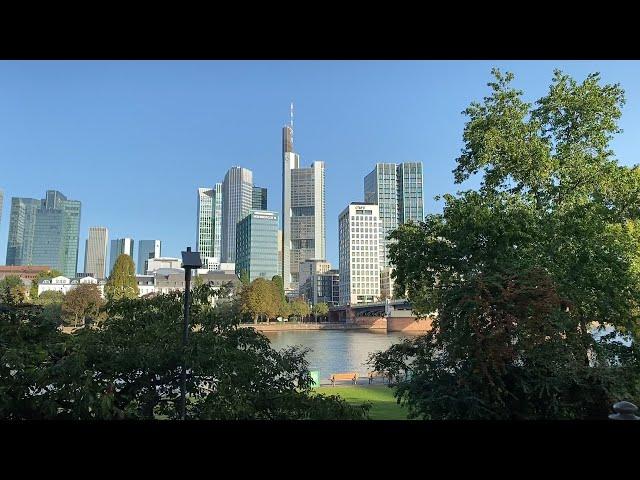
364,162,423,267
6,197,40,266
6,190,81,277
222,167,253,263
109,237,134,276
235,210,279,283
252,186,268,210
137,239,161,275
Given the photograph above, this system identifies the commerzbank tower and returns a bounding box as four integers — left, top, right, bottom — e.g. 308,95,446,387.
281,103,326,294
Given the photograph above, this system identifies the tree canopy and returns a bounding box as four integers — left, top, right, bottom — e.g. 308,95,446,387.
104,254,139,301
0,284,368,420
371,69,640,420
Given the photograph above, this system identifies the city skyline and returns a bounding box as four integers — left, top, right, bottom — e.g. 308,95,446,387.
2,61,640,269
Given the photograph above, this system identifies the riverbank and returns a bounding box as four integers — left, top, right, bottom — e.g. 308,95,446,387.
314,385,409,420
240,322,371,331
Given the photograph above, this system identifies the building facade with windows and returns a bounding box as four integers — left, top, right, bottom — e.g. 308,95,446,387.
252,186,268,210
338,202,381,305
281,110,326,293
6,197,40,267
84,227,109,279
364,162,423,267
235,210,279,283
137,240,161,275
6,190,81,278
222,167,253,263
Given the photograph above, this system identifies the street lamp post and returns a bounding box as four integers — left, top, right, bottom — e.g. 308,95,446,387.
180,246,202,421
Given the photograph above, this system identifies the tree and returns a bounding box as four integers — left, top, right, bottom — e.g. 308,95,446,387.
104,254,139,301
312,302,329,322
289,299,310,323
34,290,65,324
62,283,104,327
240,278,280,323
30,269,63,299
0,275,27,305
0,284,369,420
371,69,640,419
271,275,285,303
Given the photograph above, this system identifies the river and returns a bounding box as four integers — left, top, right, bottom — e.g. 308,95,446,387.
263,329,420,383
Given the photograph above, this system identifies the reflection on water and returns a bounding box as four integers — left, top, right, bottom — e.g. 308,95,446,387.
263,330,419,381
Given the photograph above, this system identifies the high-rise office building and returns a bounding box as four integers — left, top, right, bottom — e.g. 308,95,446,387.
282,104,326,292
6,197,40,266
137,240,161,275
298,259,331,297
338,202,381,305
252,186,268,210
235,210,279,283
84,227,109,279
222,167,253,263
109,237,134,276
300,268,340,306
364,162,423,267
196,184,222,269
6,190,81,277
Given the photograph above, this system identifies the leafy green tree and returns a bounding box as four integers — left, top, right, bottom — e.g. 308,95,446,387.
271,274,285,302
289,299,310,323
0,275,28,305
104,254,139,301
0,284,368,420
239,271,250,286
34,290,65,324
312,302,329,322
29,269,63,299
371,69,640,420
61,283,104,327
240,278,281,323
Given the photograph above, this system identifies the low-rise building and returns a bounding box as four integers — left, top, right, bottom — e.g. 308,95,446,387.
300,268,339,306
0,265,52,288
154,268,185,294
146,257,182,274
136,275,156,297
38,275,106,297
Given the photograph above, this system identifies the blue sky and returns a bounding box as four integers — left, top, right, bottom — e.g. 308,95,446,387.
1,60,639,269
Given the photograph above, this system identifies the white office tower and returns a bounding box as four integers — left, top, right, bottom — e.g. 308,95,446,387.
281,104,326,292
338,202,381,305
109,237,134,276
196,183,222,269
364,162,424,267
221,167,253,263
84,226,109,279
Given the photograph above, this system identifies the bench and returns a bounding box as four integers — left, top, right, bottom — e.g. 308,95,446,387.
329,372,358,386
367,371,388,384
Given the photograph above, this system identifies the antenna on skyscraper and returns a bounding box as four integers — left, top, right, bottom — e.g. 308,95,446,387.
290,101,294,129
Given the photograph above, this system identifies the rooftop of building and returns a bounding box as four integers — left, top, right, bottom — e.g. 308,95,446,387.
0,265,52,272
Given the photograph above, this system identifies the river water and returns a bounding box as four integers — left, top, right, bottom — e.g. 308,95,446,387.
263,330,420,383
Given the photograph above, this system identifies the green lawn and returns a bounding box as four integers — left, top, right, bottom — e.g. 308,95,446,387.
315,384,409,420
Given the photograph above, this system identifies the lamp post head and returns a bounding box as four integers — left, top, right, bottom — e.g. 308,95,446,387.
181,247,203,269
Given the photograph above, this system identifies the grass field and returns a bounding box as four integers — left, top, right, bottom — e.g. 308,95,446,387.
315,384,409,420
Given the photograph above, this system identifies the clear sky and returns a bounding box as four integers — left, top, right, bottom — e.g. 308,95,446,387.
1,60,639,270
